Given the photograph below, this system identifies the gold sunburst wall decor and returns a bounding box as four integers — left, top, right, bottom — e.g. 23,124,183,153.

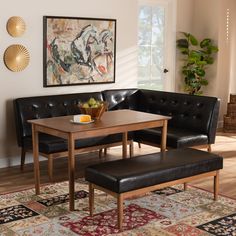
4,44,30,72
7,16,26,37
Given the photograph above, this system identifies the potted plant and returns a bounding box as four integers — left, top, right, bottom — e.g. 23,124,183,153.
176,32,219,95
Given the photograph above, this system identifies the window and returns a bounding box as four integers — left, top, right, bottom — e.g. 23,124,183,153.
138,0,176,91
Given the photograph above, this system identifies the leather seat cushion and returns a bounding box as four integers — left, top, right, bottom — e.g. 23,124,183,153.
23,134,105,154
23,133,133,154
134,127,208,148
85,148,223,193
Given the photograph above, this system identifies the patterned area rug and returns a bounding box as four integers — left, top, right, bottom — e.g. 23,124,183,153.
0,179,236,236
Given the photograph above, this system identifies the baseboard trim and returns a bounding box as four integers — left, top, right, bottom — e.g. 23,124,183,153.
0,154,44,169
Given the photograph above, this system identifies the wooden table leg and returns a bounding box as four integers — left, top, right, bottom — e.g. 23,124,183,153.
129,140,134,158
32,124,40,195
184,183,188,191
89,183,94,216
161,120,168,152
122,132,128,159
68,133,75,211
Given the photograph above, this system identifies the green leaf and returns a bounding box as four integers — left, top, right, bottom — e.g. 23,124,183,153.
200,79,209,86
189,50,201,60
185,73,196,81
205,57,214,64
200,38,211,48
196,60,207,66
196,69,205,77
209,45,219,53
185,77,192,85
177,39,189,48
187,59,195,65
189,34,198,46
181,32,190,38
189,81,199,89
180,48,189,55
195,91,203,95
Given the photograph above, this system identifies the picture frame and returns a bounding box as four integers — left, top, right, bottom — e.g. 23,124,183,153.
43,16,116,87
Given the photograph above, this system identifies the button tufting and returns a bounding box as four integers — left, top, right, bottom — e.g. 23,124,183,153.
47,103,54,108
196,114,201,119
196,103,203,108
32,104,39,109
150,96,156,101
114,95,121,102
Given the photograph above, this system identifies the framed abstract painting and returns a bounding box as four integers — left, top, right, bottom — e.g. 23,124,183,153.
43,16,116,87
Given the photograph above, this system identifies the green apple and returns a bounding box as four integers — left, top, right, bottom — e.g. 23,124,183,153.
88,98,97,106
82,103,89,108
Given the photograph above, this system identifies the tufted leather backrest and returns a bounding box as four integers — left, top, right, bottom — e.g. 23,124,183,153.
136,89,219,135
14,89,220,148
102,89,139,110
14,92,103,146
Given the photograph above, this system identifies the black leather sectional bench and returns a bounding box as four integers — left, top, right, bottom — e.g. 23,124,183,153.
85,148,223,229
14,89,220,179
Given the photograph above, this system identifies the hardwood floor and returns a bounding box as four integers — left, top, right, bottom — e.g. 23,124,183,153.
192,132,236,198
0,131,236,198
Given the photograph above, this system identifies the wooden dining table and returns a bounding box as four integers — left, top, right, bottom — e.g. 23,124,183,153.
29,109,170,210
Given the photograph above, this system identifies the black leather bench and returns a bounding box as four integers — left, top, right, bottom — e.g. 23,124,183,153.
85,148,223,230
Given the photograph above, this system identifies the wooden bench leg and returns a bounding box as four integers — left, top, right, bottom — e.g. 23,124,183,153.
48,155,53,182
20,148,26,171
138,142,141,148
89,183,94,216
117,194,124,230
214,170,219,201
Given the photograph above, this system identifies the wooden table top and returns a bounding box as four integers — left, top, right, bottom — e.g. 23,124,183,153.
28,109,170,133
28,109,171,140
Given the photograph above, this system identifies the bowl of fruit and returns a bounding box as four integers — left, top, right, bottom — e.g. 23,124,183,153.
79,98,108,120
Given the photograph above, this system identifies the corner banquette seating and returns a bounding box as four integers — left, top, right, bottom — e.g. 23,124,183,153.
14,89,220,179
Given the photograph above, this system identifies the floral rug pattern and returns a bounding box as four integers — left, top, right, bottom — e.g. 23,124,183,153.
0,179,236,236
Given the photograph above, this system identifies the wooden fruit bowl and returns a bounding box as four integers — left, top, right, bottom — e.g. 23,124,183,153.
79,102,108,120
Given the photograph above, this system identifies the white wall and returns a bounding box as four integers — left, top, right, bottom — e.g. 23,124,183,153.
191,0,236,125
228,0,236,95
176,0,236,126
191,0,220,97
0,0,138,167
175,0,194,91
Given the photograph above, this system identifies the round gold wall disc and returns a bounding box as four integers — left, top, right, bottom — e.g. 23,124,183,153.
4,44,30,72
7,16,26,37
